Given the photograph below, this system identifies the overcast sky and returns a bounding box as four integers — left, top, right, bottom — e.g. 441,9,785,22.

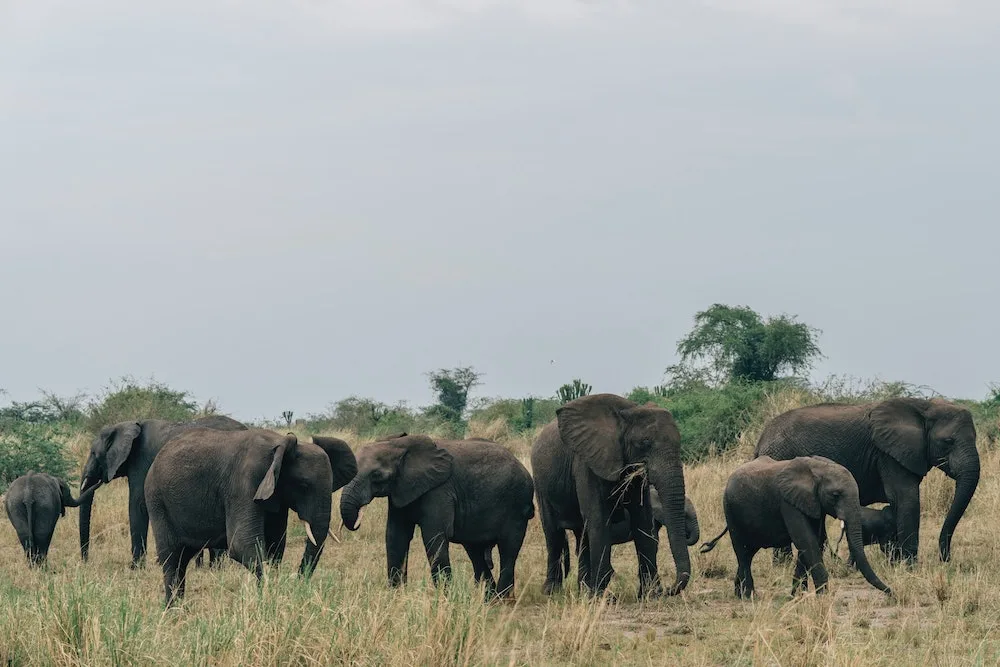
2,1,998,421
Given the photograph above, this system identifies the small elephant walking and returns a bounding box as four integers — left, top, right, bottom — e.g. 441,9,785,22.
4,472,100,566
700,456,892,599
146,428,357,606
339,434,534,599
835,504,897,567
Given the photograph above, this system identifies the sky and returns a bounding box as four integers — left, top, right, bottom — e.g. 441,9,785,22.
1,1,998,422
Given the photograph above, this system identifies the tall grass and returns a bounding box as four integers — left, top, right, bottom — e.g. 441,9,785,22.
2,391,1000,665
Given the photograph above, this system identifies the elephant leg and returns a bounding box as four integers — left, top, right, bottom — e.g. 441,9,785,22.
890,487,921,566
538,500,568,595
577,479,615,597
463,542,497,597
730,528,756,599
195,551,205,568
783,508,828,594
209,548,226,568
419,524,452,587
386,511,415,587
628,500,662,598
127,480,150,569
496,521,529,600
263,509,288,566
159,544,196,607
792,550,809,594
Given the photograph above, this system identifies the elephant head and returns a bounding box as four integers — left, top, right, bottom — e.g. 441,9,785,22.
869,398,980,561
78,421,141,560
555,393,691,595
254,434,357,575
777,456,892,595
340,434,453,531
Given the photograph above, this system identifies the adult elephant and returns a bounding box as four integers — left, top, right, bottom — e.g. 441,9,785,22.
78,414,248,566
146,428,356,606
754,397,979,564
531,394,691,598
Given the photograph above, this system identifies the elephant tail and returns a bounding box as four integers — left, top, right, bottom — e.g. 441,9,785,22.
699,526,729,554
25,500,35,551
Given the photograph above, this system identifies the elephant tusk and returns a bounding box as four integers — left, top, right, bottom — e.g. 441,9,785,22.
353,507,364,531
302,520,318,546
327,528,341,544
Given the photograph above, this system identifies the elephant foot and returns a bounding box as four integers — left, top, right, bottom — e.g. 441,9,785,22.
638,581,665,600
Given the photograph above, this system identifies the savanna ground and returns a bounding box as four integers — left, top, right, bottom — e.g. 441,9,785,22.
2,392,1000,666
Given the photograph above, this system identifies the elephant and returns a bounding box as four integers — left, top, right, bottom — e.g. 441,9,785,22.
754,397,979,564
145,428,357,606
4,472,101,566
78,414,248,567
834,504,897,567
531,394,691,599
700,455,893,599
339,434,534,599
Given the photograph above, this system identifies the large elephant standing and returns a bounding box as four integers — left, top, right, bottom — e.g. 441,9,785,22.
339,434,534,599
531,394,691,598
145,428,357,606
78,414,248,566
754,398,980,564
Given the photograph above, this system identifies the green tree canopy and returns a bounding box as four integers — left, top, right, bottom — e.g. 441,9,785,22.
426,367,483,424
671,304,822,385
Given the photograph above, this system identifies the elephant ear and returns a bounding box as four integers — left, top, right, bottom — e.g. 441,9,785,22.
556,394,633,481
776,458,822,519
312,436,358,491
254,434,298,501
390,435,454,508
868,399,931,476
102,422,142,482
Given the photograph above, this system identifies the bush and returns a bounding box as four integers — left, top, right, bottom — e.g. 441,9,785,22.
469,397,560,433
628,381,772,461
85,377,198,434
0,422,75,492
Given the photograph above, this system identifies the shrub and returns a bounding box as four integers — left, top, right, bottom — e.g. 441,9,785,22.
469,397,560,433
0,422,75,492
557,380,592,404
85,377,197,434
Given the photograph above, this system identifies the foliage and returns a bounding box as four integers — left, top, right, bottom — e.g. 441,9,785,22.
0,421,75,492
468,397,560,433
671,303,823,385
557,379,592,404
628,379,772,461
84,377,198,434
281,411,294,428
425,367,483,426
0,391,86,426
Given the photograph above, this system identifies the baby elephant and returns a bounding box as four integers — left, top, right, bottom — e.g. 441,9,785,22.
340,434,534,599
700,456,892,599
4,472,99,566
836,504,897,566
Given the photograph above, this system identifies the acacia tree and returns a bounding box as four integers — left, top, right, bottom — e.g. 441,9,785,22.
670,304,822,385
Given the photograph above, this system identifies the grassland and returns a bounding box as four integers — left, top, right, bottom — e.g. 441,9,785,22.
2,393,1000,666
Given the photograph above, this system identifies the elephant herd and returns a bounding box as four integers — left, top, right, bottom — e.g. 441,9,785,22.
2,393,980,609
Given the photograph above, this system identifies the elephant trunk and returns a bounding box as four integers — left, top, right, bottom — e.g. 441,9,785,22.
339,475,373,532
684,498,700,547
650,463,691,596
298,507,331,577
844,506,892,595
938,459,979,562
78,472,100,562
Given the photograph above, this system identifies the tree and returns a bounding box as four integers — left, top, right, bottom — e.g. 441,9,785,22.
557,379,592,404
426,367,483,424
671,304,822,385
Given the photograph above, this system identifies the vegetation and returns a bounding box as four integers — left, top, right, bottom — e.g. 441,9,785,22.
85,376,198,433
558,379,592,404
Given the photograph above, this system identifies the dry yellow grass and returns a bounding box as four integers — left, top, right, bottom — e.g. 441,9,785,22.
1,421,999,665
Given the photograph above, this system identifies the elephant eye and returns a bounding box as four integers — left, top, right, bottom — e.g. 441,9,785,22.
942,437,955,448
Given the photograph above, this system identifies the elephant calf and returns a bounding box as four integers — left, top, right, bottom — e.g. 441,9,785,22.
700,455,892,599
4,472,99,566
340,434,534,599
836,504,897,567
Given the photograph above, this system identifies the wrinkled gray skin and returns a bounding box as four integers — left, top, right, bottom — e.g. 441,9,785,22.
531,394,691,599
79,414,249,567
340,434,534,599
755,398,979,565
4,472,100,566
701,456,892,599
836,504,897,567
145,429,356,607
